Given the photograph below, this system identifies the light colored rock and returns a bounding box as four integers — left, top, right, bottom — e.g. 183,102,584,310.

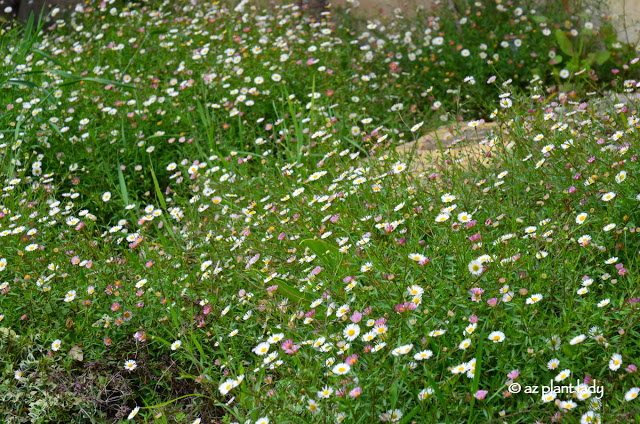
609,0,640,45
330,0,436,18
394,121,499,174
329,0,640,45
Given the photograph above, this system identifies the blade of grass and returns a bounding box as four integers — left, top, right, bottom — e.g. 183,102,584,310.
149,164,166,210
118,168,130,205
399,404,421,424
468,329,486,424
189,331,207,364
423,364,450,423
49,70,136,88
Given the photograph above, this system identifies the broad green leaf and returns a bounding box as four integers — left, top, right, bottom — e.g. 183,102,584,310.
270,277,327,322
555,30,575,57
273,277,314,304
531,15,548,23
300,239,344,269
592,50,611,65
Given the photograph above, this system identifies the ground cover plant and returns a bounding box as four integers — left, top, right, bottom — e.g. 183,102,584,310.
1,0,640,423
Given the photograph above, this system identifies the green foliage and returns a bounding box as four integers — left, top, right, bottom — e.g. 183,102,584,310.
1,0,640,423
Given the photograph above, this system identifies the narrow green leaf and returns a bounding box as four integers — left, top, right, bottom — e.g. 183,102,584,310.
399,404,422,424
344,136,368,156
390,379,400,409
150,333,172,348
118,168,129,205
190,331,207,364
422,365,447,422
5,79,39,89
49,70,135,88
149,165,166,210
32,49,64,68
468,330,486,424
141,393,220,410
